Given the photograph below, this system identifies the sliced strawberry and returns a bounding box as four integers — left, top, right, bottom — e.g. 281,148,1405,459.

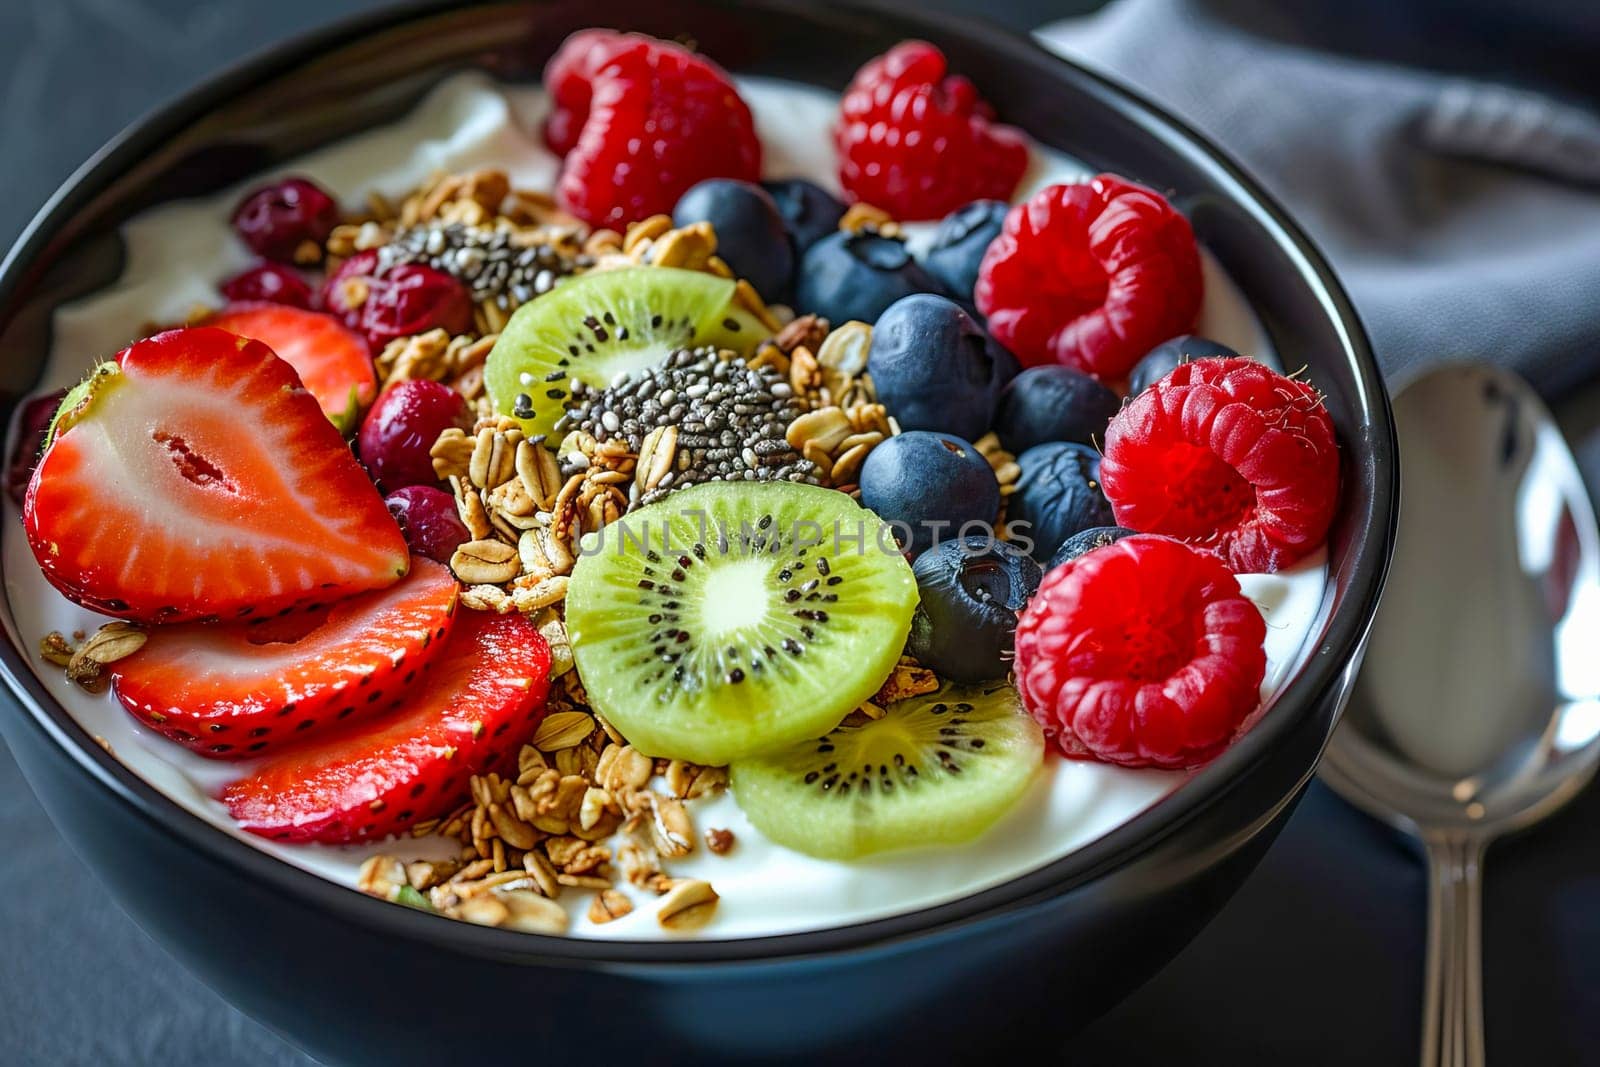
223,612,552,844
112,557,458,759
25,327,408,623
203,303,377,429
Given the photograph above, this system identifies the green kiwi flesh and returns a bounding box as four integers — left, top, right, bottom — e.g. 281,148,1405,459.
563,481,917,765
484,267,771,438
729,682,1045,859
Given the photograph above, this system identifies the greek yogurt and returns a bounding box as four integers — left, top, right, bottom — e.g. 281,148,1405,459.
1,72,1331,939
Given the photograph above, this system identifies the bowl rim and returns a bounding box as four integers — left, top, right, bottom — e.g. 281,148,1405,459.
0,0,1396,965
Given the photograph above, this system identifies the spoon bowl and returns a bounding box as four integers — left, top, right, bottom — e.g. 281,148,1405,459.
1321,361,1600,1067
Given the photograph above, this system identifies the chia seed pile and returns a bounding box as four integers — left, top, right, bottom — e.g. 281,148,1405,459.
376,222,589,308
555,347,821,505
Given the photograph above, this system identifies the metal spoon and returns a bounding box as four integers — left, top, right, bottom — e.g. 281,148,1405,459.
1320,362,1600,1067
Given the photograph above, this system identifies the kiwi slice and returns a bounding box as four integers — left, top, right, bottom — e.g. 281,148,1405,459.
484,267,772,437
729,683,1044,860
564,481,917,765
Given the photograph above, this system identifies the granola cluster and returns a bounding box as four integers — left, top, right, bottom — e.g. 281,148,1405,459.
357,653,939,933
358,673,731,933
39,622,147,692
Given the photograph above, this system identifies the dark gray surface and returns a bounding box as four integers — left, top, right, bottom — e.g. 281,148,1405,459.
2,1,1598,1065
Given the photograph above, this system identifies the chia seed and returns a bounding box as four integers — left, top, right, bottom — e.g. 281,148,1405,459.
376,221,589,309
556,347,820,503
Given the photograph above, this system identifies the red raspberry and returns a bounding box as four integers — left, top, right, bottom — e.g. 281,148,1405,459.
544,32,761,228
835,41,1029,221
976,175,1202,381
1100,358,1339,574
542,29,633,156
1014,535,1267,769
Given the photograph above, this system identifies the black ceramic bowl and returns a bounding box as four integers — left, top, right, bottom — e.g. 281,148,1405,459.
0,1,1396,1061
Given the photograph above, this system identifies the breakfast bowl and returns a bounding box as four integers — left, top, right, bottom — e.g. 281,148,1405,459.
0,0,1395,1061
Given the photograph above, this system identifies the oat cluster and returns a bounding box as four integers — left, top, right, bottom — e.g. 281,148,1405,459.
359,669,733,933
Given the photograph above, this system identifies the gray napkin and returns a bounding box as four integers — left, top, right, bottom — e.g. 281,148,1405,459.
1036,0,1600,399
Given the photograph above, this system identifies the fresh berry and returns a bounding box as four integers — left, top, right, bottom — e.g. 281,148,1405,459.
794,231,944,326
321,250,473,353
994,365,1121,454
358,379,468,491
922,199,1008,302
542,28,634,155
112,558,458,759
1100,357,1339,573
219,263,314,309
546,33,761,228
867,294,1016,441
1014,534,1267,769
858,430,1000,556
24,328,408,624
673,179,793,300
1127,334,1241,397
836,42,1029,221
1009,442,1115,562
976,176,1203,381
385,486,469,563
203,304,377,428
762,178,846,253
230,177,340,264
222,611,552,844
1049,525,1136,569
6,389,66,506
908,536,1041,683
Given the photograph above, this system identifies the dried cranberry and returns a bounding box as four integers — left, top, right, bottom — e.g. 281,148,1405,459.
230,177,340,263
322,252,472,352
219,263,314,309
384,486,470,564
358,379,468,491
7,389,67,506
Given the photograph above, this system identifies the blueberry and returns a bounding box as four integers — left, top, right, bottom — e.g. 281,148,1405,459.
908,537,1042,682
674,179,793,302
922,199,1009,302
1009,442,1115,562
1048,525,1137,570
762,178,846,253
858,431,1000,556
1127,335,1242,397
868,294,1017,441
794,230,945,326
995,365,1121,453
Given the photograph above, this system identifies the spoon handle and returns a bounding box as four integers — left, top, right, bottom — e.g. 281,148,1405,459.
1421,832,1486,1067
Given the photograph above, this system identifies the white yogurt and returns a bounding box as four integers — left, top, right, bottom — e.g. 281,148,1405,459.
0,73,1331,939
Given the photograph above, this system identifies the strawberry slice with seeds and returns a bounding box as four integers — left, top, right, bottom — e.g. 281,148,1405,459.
112,557,459,759
223,612,553,844
24,327,408,623
203,303,377,429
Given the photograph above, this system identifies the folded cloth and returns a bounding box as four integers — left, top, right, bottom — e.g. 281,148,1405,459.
1036,0,1600,399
